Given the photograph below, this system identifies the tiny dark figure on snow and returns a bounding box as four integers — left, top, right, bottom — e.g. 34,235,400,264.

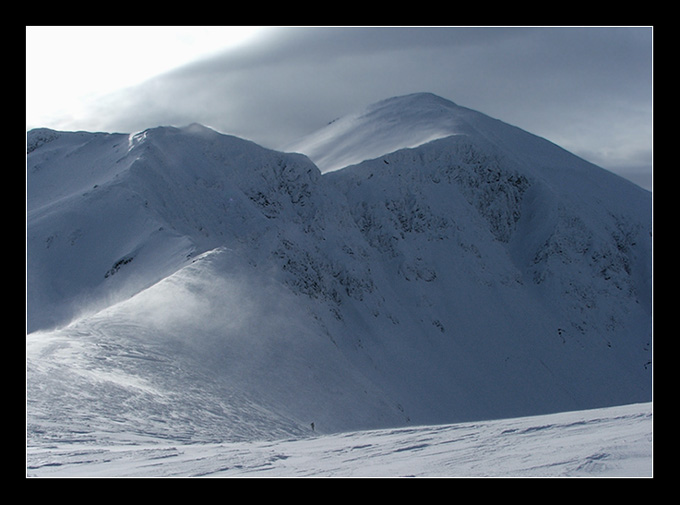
310,422,315,431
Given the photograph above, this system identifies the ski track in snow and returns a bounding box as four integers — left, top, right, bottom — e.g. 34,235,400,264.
26,403,652,478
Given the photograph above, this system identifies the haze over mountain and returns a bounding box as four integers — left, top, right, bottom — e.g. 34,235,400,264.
27,93,652,457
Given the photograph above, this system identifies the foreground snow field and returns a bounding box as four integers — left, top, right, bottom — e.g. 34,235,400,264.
26,402,652,478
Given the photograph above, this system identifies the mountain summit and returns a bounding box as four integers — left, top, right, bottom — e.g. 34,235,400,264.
27,94,652,445
285,92,593,177
286,92,473,172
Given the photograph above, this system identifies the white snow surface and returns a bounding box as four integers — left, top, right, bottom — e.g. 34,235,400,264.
26,93,653,477
286,93,476,173
26,402,652,477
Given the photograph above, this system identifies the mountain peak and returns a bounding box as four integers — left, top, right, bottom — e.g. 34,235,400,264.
286,93,471,172
368,92,459,110
359,93,466,127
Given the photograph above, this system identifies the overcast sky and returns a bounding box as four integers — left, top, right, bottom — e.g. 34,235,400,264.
26,26,653,189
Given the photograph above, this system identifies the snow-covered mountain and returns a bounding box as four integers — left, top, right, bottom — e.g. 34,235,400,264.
284,93,472,173
285,92,488,173
26,93,652,467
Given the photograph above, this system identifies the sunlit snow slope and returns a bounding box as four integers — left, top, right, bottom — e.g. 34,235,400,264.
27,94,652,457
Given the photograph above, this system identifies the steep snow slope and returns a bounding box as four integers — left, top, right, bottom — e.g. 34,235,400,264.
27,247,406,445
27,94,652,452
323,132,651,424
27,124,335,332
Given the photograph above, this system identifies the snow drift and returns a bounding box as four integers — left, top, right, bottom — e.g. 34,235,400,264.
26,93,652,473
